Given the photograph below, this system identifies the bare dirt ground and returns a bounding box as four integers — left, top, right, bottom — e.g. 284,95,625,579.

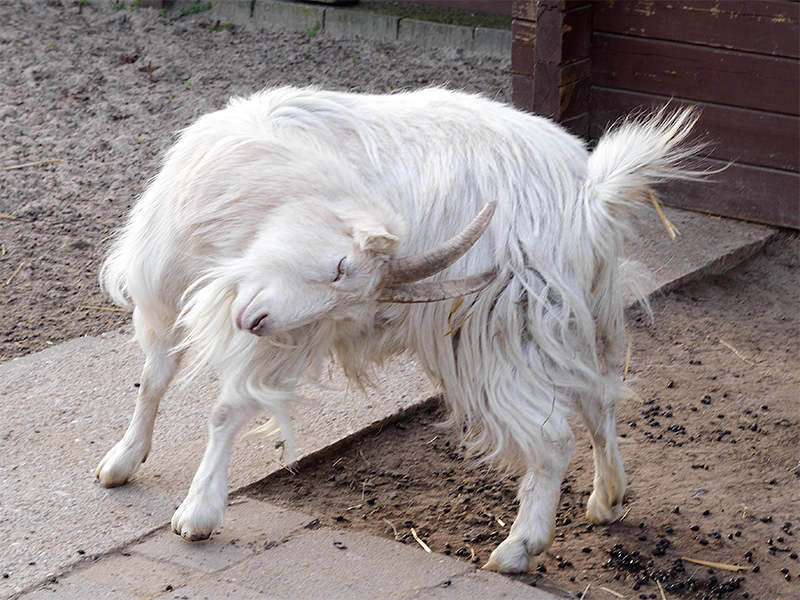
1,3,797,600
0,0,508,360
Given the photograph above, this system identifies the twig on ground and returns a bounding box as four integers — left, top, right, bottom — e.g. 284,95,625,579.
76,305,133,313
718,338,757,366
269,458,295,474
656,580,667,600
382,518,399,540
1,213,30,222
3,159,61,170
410,527,432,553
680,556,747,572
623,327,632,380
598,586,625,598
465,542,476,561
4,261,24,286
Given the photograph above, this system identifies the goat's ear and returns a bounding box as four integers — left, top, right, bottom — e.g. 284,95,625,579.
351,216,400,253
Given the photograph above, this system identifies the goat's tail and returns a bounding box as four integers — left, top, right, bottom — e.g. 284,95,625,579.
584,106,706,227
576,107,706,356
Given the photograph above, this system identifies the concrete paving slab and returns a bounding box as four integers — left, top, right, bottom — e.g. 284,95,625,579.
23,576,136,600
210,0,251,20
474,26,512,56
147,576,268,600
206,528,507,599
131,499,315,573
0,334,430,598
626,205,777,303
78,553,201,599
407,570,568,599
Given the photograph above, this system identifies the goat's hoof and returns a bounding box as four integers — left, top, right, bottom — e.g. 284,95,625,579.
586,492,623,524
171,495,224,542
482,536,540,573
94,441,149,488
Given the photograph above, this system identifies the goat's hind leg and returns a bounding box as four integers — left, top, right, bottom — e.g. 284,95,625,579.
484,410,575,573
579,382,627,524
95,310,179,487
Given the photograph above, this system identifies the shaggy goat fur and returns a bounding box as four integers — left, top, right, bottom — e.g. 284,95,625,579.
95,87,701,572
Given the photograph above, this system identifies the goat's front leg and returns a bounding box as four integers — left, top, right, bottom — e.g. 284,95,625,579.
171,390,259,541
96,324,179,487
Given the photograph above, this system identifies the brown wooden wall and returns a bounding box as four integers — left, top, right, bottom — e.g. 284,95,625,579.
512,1,800,229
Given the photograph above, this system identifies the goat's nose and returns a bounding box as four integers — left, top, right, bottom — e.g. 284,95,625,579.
249,313,269,336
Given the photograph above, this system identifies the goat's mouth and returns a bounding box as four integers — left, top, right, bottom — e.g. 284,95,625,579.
378,201,498,303
247,313,270,336
236,291,270,335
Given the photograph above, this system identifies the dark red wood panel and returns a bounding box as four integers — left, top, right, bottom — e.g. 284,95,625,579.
593,1,799,58
560,73,589,121
560,112,589,138
592,33,799,115
561,3,591,64
511,0,564,119
561,57,589,86
591,88,800,172
662,160,800,229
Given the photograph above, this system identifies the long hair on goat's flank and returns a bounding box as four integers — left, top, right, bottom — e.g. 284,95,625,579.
173,268,244,382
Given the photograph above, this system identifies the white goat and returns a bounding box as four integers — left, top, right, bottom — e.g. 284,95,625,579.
95,87,700,573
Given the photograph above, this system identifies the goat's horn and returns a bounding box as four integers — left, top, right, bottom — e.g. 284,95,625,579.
382,202,496,287
378,268,497,304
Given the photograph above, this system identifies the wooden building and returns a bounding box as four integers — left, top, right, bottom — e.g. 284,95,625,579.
510,0,799,229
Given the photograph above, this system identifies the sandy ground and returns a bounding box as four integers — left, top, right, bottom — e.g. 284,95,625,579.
0,0,508,361
1,2,797,600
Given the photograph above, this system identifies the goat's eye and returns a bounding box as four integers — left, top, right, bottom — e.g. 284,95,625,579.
333,257,347,282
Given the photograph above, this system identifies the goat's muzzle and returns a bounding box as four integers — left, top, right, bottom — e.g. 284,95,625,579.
378,202,498,304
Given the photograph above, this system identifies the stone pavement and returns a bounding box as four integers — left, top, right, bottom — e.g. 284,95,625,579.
0,205,776,600
22,498,559,600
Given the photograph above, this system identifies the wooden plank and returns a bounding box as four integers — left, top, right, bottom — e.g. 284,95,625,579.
511,19,536,75
511,0,564,117
560,75,589,121
512,72,535,110
592,33,799,115
591,88,800,172
563,0,591,10
530,0,563,119
560,112,589,139
512,0,537,20
593,1,799,58
561,3,591,64
661,160,799,229
561,57,588,86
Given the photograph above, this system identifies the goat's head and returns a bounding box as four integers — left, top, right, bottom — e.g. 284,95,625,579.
232,202,496,336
